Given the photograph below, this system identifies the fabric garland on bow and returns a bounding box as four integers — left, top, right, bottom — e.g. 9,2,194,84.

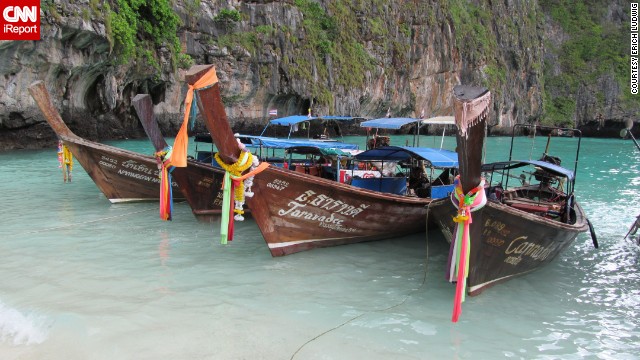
448,175,487,322
171,67,219,168
154,146,174,221
152,67,218,220
57,140,73,182
215,151,270,244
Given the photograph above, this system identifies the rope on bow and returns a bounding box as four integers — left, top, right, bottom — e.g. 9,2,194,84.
214,151,270,244
154,146,174,221
448,175,487,322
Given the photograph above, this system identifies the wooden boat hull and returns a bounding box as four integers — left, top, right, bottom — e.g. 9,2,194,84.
168,160,226,221
67,136,226,217
246,166,431,256
181,65,445,255
28,81,185,203
430,196,589,295
132,93,226,221
60,136,183,203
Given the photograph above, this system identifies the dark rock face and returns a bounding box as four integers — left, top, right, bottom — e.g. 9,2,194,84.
0,0,636,151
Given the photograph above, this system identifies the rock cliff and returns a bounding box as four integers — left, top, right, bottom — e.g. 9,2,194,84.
0,0,636,150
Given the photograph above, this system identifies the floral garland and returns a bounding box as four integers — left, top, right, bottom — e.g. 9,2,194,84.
214,151,254,215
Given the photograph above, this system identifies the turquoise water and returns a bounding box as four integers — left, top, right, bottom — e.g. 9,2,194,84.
0,135,639,359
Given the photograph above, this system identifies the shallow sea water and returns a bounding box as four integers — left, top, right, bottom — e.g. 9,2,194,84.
0,135,639,359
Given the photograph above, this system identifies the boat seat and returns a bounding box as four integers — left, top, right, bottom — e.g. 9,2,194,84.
503,199,550,213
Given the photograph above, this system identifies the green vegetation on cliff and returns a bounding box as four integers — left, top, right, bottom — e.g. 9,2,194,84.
287,0,376,107
540,0,631,125
106,0,190,72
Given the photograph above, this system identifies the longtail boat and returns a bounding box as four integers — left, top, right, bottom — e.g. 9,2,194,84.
28,81,183,203
184,64,458,256
429,85,592,321
132,94,226,221
620,125,640,244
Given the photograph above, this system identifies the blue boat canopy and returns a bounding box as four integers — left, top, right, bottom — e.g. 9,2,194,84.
482,160,575,181
285,146,353,156
319,115,361,121
269,115,318,126
196,133,359,150
268,115,360,126
236,134,360,150
359,117,420,129
354,146,458,168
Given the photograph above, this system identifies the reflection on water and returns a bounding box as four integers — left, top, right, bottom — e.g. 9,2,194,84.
0,137,639,359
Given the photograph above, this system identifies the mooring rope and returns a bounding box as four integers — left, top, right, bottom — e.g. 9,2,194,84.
290,201,435,360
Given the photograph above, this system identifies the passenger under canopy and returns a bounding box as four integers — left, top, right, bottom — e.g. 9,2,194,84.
349,146,459,198
283,145,354,180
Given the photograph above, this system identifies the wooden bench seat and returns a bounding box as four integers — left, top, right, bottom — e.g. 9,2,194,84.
503,199,550,213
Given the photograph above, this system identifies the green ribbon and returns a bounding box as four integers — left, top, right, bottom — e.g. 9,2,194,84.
220,172,232,244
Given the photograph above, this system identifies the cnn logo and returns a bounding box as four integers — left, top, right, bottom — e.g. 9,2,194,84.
0,0,40,40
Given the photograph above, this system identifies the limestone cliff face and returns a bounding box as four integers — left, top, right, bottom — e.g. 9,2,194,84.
0,0,623,151
540,0,638,137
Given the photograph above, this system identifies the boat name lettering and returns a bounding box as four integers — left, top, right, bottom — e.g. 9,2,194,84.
318,222,358,233
100,155,118,165
266,179,289,191
278,201,344,225
294,190,369,218
198,177,214,187
116,169,177,187
99,160,117,169
504,256,522,265
485,236,505,247
117,169,160,184
213,192,224,207
484,218,511,237
121,160,154,175
504,236,554,262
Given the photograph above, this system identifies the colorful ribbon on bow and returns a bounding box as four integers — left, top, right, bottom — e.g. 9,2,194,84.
215,151,270,244
171,67,219,168
154,146,174,221
151,67,218,220
448,175,487,322
56,141,74,183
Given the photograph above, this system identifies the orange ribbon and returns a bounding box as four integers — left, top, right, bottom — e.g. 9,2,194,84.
170,67,219,168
